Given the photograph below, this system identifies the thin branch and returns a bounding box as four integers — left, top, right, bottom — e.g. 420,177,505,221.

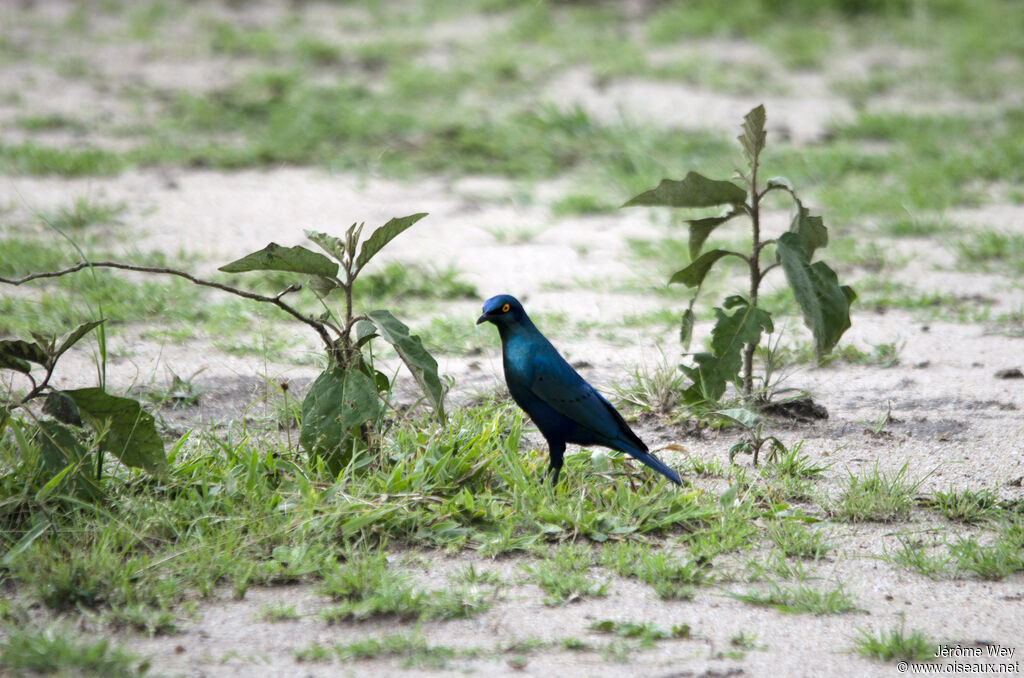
0,261,336,352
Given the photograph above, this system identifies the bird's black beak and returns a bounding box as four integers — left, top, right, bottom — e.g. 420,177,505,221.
476,313,488,325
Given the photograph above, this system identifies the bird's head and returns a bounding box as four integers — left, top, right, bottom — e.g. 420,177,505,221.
476,294,527,329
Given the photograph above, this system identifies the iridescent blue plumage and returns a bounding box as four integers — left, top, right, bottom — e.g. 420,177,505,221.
477,294,682,486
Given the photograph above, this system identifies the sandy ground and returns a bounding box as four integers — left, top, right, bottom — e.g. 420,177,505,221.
1,2,1023,676
3,165,1022,678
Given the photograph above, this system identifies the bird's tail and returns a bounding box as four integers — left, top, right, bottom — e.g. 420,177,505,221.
626,446,682,485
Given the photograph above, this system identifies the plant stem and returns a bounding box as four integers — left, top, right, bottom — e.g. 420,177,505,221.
339,263,356,369
0,261,336,355
743,160,761,400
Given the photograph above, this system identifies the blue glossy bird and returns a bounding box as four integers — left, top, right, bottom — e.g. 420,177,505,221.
476,294,682,486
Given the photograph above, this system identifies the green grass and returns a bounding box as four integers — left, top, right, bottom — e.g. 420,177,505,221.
297,632,458,669
42,197,127,231
878,216,954,238
685,502,761,559
589,619,691,644
954,230,1024,274
855,625,938,662
855,279,995,324
0,269,216,336
926,486,1002,524
888,519,1024,581
318,547,493,621
550,193,618,217
0,400,714,639
615,359,686,414
521,543,608,606
0,0,1018,211
948,519,1024,580
745,550,811,582
599,541,709,600
813,110,1024,218
829,463,922,522
420,315,490,356
15,113,87,133
731,581,859,614
257,602,300,622
0,142,125,176
148,70,734,182
764,442,830,478
354,262,477,304
888,537,952,580
767,521,832,560
0,625,151,677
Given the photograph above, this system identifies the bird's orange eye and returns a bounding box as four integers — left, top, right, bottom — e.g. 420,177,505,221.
501,303,510,313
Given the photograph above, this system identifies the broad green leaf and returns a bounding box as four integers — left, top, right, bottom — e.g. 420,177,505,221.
680,301,773,403
624,172,747,209
789,206,828,260
31,420,104,502
0,354,31,374
0,339,49,373
668,249,745,288
218,243,338,277
739,104,767,166
714,407,761,430
367,309,446,419
300,367,381,474
354,319,379,348
54,320,104,360
305,230,349,264
355,213,428,271
42,391,82,426
776,232,856,361
722,294,748,309
307,274,339,298
64,388,167,475
33,419,88,475
687,208,742,259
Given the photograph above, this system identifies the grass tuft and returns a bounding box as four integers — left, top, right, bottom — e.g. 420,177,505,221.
855,625,938,662
731,581,859,614
829,463,921,522
0,626,150,677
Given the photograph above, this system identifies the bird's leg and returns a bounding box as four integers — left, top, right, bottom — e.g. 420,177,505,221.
546,440,566,486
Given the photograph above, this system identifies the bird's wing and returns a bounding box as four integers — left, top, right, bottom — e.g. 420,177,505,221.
529,352,646,451
530,348,683,485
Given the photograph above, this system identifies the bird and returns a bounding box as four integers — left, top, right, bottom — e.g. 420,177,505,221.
476,294,682,486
